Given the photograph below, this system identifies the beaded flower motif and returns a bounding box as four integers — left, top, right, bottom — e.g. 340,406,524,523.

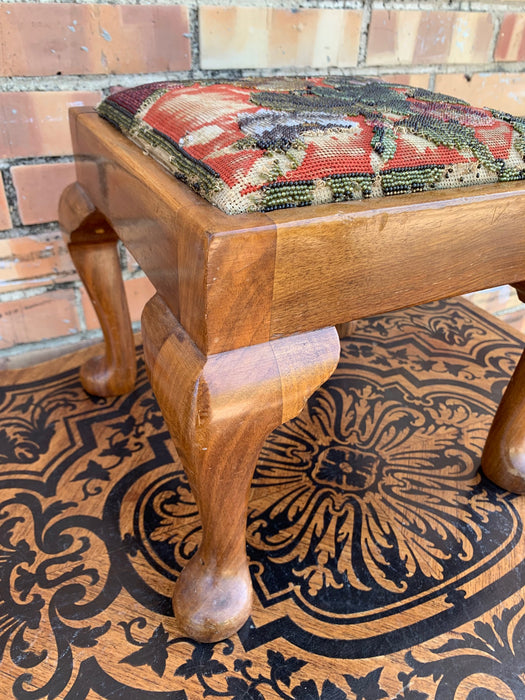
97,76,525,214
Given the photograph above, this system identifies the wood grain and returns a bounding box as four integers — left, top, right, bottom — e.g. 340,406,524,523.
70,109,277,355
336,321,357,339
59,182,136,396
267,185,525,336
142,293,340,641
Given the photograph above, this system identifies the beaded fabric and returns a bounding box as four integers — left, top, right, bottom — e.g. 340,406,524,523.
97,76,525,215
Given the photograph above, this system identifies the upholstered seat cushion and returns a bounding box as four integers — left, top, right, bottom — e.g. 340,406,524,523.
98,76,525,215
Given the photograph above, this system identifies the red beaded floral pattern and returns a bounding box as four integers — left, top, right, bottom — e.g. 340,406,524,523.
98,76,525,215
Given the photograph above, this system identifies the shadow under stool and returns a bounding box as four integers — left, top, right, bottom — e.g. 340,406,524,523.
59,76,525,644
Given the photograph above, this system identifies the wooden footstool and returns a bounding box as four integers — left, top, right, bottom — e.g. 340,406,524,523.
59,76,525,643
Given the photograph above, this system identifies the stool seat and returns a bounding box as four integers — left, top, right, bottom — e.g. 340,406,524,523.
98,76,525,214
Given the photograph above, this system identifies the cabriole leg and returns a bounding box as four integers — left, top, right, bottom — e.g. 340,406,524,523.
59,183,136,397
482,350,525,493
482,282,525,493
142,293,340,642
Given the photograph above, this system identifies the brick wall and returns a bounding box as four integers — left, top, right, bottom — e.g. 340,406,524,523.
1,0,525,366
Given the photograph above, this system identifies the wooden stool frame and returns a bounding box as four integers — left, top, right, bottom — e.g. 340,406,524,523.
59,107,525,643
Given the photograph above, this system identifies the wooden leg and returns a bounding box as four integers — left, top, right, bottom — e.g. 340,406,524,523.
482,281,525,493
142,294,340,642
59,183,136,397
482,349,525,493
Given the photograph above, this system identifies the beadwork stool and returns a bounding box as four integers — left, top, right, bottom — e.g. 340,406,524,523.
59,77,525,643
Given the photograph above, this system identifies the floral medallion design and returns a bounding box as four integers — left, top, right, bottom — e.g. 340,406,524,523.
249,378,515,605
1,299,525,698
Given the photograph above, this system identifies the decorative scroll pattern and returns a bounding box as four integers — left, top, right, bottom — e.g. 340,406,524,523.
0,299,524,697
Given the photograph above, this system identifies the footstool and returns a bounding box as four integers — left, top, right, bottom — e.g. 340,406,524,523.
59,76,525,643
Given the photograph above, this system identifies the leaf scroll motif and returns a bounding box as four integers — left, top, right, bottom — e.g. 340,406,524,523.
0,492,112,698
248,378,500,604
404,602,525,699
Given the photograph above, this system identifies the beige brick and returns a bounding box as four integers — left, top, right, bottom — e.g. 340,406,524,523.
367,10,493,66
495,14,525,62
434,73,525,116
447,13,494,64
0,232,76,294
0,181,11,232
383,74,431,89
12,162,76,225
0,3,190,77
0,91,100,159
0,288,80,349
82,274,155,329
200,6,362,70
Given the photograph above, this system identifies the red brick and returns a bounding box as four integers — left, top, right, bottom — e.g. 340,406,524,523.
0,180,11,231
82,274,155,329
200,6,362,69
0,232,76,293
0,4,190,77
434,73,525,116
124,276,156,324
0,91,100,159
12,162,77,225
0,288,80,349
367,10,493,66
495,14,525,62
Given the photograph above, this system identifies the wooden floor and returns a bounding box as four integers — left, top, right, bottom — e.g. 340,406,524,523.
1,297,525,699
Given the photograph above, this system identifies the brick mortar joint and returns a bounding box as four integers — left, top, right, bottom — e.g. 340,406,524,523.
0,330,105,364
0,156,75,170
0,280,80,304
1,169,22,230
356,0,372,66
0,222,64,241
488,12,504,60
73,285,89,334
4,61,525,96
